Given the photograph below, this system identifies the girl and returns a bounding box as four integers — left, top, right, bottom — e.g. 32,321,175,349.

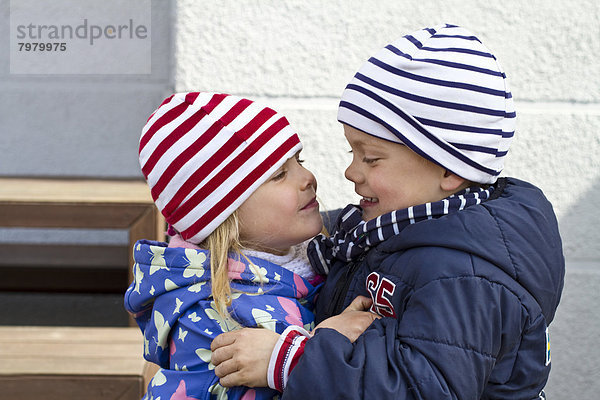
125,92,328,399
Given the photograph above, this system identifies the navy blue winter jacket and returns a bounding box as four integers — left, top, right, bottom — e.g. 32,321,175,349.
283,178,565,399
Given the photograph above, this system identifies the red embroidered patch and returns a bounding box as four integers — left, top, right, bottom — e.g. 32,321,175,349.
366,272,397,318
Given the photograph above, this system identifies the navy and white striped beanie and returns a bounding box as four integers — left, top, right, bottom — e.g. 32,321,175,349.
338,24,515,184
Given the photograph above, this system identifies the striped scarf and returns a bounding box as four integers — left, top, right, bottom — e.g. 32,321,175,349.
308,186,494,275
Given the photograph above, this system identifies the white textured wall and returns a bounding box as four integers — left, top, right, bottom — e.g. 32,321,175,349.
174,1,600,397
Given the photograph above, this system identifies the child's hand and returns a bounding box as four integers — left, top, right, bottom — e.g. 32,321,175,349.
313,295,380,342
211,328,279,388
210,296,377,388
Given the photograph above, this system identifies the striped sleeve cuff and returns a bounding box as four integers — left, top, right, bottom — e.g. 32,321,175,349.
267,325,310,392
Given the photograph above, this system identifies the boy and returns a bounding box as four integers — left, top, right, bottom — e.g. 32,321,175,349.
211,24,564,399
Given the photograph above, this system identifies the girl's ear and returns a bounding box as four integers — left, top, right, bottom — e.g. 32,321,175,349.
441,170,468,192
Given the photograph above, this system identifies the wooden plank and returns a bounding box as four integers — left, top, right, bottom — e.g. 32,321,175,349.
0,244,129,292
0,326,141,342
0,375,143,400
0,266,128,292
0,294,131,326
0,326,153,400
127,208,165,326
0,327,147,376
3,340,140,357
0,203,149,228
0,244,127,268
0,178,153,204
2,356,147,376
128,208,160,282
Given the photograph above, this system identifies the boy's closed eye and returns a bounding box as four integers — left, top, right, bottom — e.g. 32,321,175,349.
362,157,380,164
348,149,382,164
353,151,381,165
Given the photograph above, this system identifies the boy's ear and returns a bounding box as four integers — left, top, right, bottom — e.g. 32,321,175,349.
441,170,467,192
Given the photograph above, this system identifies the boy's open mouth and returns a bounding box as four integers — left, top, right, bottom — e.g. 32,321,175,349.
360,196,379,206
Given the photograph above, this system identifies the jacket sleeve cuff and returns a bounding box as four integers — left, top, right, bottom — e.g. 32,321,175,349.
267,325,310,392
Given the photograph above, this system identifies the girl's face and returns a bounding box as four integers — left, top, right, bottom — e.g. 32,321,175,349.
237,152,323,255
343,124,448,222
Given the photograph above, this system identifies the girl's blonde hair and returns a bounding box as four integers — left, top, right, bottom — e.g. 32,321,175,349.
201,205,326,318
201,210,243,318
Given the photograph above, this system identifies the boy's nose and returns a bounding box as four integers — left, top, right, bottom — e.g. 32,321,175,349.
344,161,362,184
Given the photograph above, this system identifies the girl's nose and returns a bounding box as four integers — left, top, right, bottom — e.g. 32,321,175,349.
301,167,317,191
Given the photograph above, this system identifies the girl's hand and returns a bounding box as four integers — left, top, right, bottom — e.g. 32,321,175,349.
314,295,380,342
211,328,279,387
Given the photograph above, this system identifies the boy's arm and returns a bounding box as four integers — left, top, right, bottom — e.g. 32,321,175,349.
211,296,378,390
282,276,525,400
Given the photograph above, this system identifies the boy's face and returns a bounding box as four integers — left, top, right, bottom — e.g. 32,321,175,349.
344,125,449,222
237,152,323,255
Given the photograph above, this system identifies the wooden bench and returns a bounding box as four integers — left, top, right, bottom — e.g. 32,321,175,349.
0,326,159,400
0,178,164,325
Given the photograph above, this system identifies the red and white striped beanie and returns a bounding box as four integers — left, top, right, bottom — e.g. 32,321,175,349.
338,24,516,184
139,92,303,244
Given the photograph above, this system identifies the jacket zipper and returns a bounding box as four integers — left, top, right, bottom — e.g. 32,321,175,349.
328,253,367,317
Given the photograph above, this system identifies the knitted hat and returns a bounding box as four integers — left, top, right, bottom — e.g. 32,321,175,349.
139,92,303,244
338,24,515,184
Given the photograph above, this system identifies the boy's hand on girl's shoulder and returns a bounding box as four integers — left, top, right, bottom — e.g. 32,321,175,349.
211,328,279,388
314,295,380,343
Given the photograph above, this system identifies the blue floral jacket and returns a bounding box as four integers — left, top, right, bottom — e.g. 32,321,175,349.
124,240,318,400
